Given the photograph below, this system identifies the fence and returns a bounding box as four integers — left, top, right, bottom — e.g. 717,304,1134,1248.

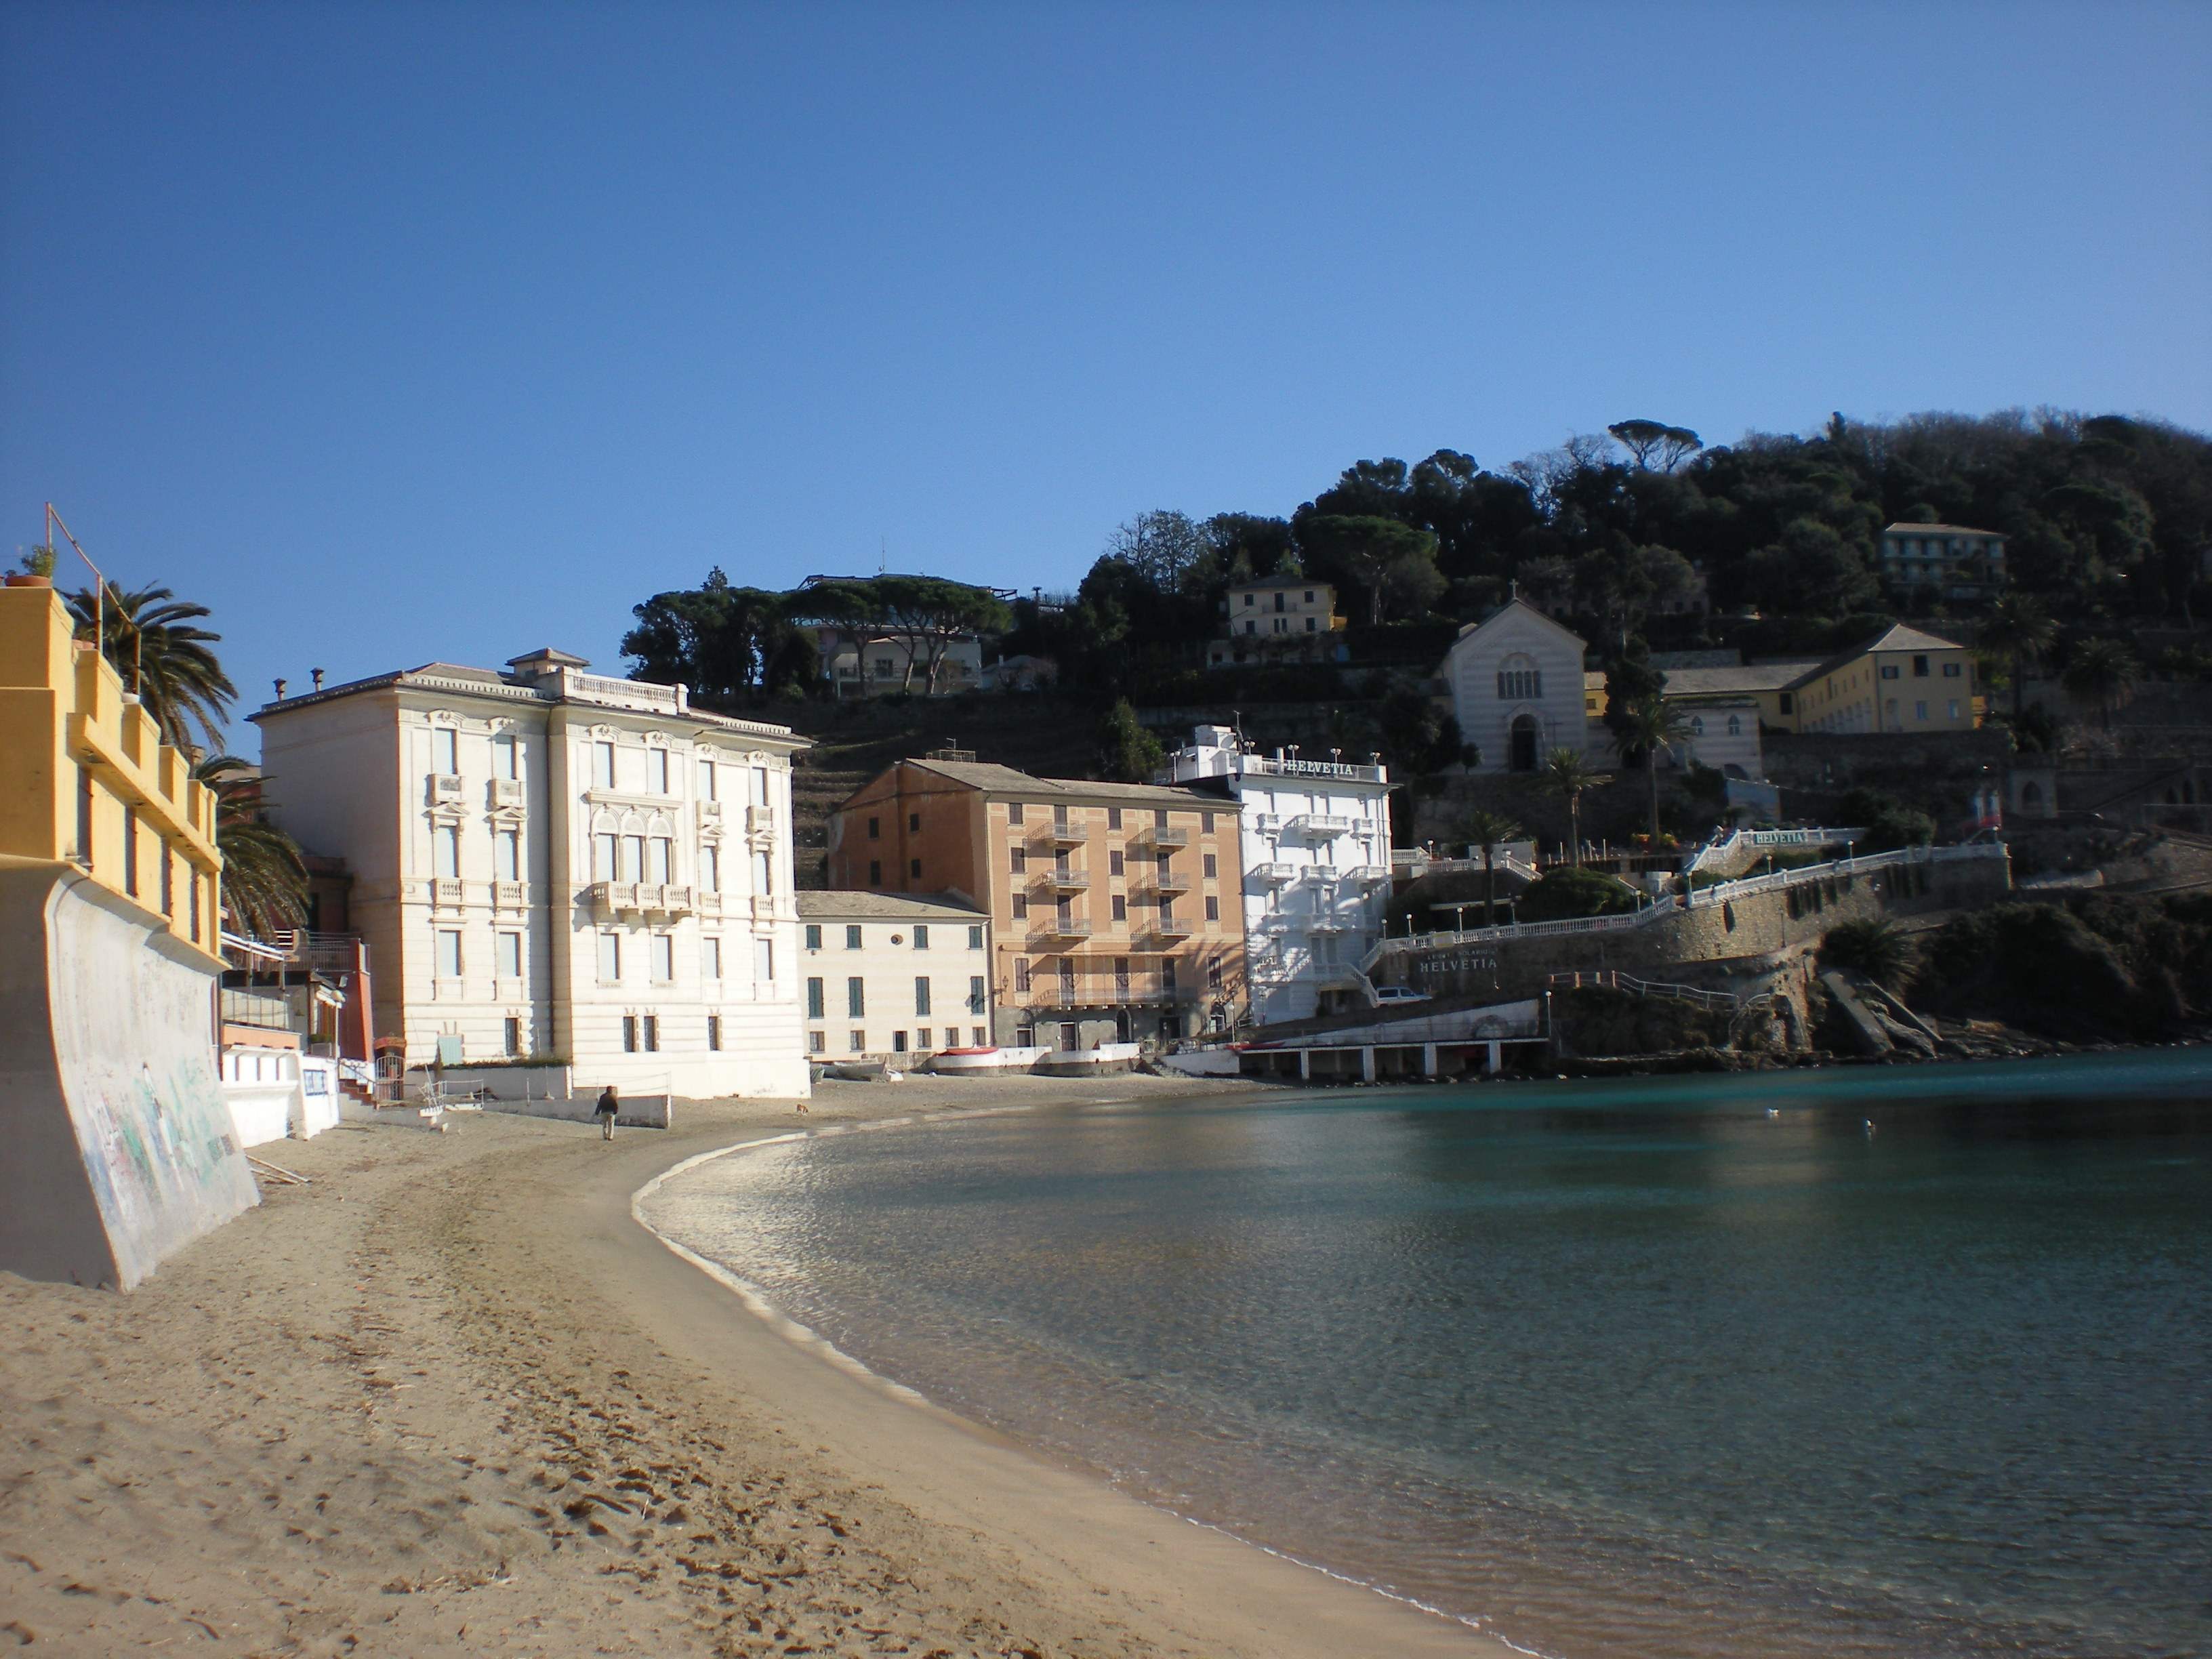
1545,970,1738,1011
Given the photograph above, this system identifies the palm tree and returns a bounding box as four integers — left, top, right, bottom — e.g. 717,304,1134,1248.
1538,746,1609,867
1822,918,1916,991
2062,638,2139,731
1980,593,2056,721
1456,806,1525,928
1610,695,1693,842
194,756,308,939
63,583,237,752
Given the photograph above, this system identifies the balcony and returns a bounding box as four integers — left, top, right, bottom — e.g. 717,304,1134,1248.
698,798,724,824
489,777,527,810
746,804,777,838
586,882,696,918
492,880,528,909
1250,861,1298,884
1144,868,1194,895
1035,866,1091,892
1142,825,1190,848
697,890,723,917
428,773,464,805
1038,819,1090,846
431,877,466,909
1340,864,1393,886
1027,918,1094,948
1289,813,1355,837
1147,917,1194,942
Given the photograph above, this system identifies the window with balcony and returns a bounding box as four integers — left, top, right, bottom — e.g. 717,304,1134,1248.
497,931,523,978
649,836,674,884
617,835,642,883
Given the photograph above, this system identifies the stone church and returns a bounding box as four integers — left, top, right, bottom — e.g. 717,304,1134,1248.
1441,598,1593,773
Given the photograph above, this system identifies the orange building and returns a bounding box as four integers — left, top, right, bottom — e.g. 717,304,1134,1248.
825,754,1246,1048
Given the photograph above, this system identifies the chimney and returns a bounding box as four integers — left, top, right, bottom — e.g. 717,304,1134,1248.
273,678,288,701
312,668,325,691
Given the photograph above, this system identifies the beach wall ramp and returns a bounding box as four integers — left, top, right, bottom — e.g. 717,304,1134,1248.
0,861,258,1290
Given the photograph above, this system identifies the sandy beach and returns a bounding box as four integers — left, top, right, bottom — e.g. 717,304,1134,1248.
1,1074,1505,1658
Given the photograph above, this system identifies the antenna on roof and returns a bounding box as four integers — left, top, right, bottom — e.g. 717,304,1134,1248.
879,536,886,575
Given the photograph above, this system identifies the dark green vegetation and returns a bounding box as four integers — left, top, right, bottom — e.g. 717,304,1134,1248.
1820,917,1918,989
1837,787,1938,852
1552,985,1727,1057
1915,894,2212,1040
1517,865,1641,922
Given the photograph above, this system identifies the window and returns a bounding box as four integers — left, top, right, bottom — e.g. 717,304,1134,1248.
190,870,203,942
915,977,932,1016
1014,958,1031,992
1202,812,1214,834
435,824,461,878
1306,617,1317,632
1008,803,1025,825
594,833,617,881
848,977,865,1017
496,931,523,978
434,727,459,774
161,844,173,916
892,1030,909,1053
755,939,775,982
1273,617,1287,634
808,1030,826,1054
1881,664,1900,680
968,975,985,1013
1274,592,1285,613
650,934,674,982
1912,655,1929,677
908,812,920,832
1726,715,1742,737
1914,701,1929,721
436,930,462,978
1208,959,1223,990
973,1026,987,1046
496,829,520,882
1690,716,1705,736
642,1015,659,1052
968,925,983,949
123,807,138,895
1778,692,1795,715
909,857,922,879
1943,661,1963,678
869,859,882,884
846,924,863,949
916,1028,932,1049
599,933,621,981
1244,619,1256,635
1010,847,1028,874
1496,664,1542,699
1162,960,1178,991
699,845,719,892
1112,894,1128,922
1108,807,1122,830
1154,809,1168,829
1109,849,1124,876
752,850,772,896
707,1015,722,1051
649,748,670,794
1203,853,1218,878
698,757,716,800
914,925,930,950
750,766,768,807
1948,700,1961,720
504,1016,521,1057
1205,896,1220,921
807,977,825,1018
1242,592,1254,607
494,735,519,780
850,1030,866,1052
620,835,644,882
868,815,881,839
647,837,672,884
1012,894,1029,918
593,741,615,788
703,937,722,981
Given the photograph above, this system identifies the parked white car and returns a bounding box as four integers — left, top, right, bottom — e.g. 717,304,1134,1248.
1373,985,1432,1005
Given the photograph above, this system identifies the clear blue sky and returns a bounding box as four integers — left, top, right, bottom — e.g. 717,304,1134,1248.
4,2,2207,749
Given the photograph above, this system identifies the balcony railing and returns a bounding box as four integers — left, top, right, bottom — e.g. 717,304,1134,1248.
430,877,465,908
1145,867,1194,894
1036,866,1091,891
1289,813,1355,837
1038,819,1090,845
1143,825,1190,848
1027,918,1093,947
492,880,528,909
1250,861,1298,884
586,882,696,918
1340,864,1393,885
1147,918,1194,942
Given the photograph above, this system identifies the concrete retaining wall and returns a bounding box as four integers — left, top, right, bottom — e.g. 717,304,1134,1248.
478,1093,673,1129
0,860,258,1290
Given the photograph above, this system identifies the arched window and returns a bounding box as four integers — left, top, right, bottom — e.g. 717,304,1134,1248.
1690,716,1705,736
1495,653,1542,701
1727,714,1742,736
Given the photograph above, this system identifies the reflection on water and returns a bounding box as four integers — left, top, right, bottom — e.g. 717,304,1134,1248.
642,1052,2212,1659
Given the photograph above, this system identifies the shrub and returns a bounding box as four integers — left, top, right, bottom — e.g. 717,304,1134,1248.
1518,865,1641,922
1820,918,1917,989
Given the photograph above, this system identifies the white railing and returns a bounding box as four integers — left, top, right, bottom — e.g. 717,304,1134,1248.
1367,842,2005,970
571,671,682,711
1546,970,1738,1011
1686,825,1870,874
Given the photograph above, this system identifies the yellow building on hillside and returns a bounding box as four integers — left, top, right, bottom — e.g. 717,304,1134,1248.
1778,623,1982,735
0,581,224,958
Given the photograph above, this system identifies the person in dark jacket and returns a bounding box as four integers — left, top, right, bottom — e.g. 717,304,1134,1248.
595,1085,619,1141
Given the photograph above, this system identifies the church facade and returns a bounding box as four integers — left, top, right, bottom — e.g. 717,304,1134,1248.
1442,599,1595,773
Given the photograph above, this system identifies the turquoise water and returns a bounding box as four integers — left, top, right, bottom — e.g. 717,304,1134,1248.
644,1052,2212,1658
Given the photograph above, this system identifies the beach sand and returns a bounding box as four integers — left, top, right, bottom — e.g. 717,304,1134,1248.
1,1074,1507,1657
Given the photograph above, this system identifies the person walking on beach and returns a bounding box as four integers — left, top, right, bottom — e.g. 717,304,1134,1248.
595,1085,619,1141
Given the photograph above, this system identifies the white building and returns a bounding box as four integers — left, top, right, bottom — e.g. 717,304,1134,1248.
252,647,810,1099
794,891,993,1062
815,626,986,697
1443,598,1593,773
1164,726,1394,1025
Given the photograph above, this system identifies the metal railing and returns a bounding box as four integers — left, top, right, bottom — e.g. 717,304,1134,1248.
1547,970,1738,1011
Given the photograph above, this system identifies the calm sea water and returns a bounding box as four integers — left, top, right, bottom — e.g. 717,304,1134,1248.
642,1052,2212,1658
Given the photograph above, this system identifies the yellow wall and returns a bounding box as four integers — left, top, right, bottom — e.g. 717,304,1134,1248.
0,584,224,964
1786,642,1980,735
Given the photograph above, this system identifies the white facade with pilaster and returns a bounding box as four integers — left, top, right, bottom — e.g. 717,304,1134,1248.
1444,598,1592,774
1164,726,1394,1025
252,649,809,1099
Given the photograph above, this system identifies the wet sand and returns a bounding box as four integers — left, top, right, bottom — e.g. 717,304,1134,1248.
1,1073,1505,1656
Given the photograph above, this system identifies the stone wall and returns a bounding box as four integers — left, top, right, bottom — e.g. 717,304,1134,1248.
1385,849,2011,1004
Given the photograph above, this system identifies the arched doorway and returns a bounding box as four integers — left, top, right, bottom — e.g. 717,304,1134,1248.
2020,780,2043,812
1509,714,1539,771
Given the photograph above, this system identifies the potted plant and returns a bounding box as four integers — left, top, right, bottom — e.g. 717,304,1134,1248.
5,545,56,588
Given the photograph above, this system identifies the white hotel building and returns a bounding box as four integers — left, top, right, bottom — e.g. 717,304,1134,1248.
252,648,810,1098
1163,726,1395,1025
